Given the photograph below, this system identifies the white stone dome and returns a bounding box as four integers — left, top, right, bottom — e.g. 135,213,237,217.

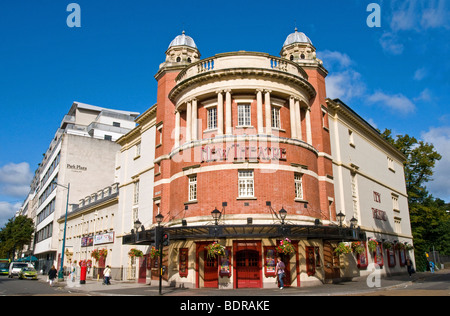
283,28,312,46
169,31,198,49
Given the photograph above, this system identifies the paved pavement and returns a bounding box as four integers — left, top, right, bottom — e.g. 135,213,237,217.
38,268,449,296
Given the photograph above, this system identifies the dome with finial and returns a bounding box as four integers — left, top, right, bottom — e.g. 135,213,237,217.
283,27,313,47
168,31,198,49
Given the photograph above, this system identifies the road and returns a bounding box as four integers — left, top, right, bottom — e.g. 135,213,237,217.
0,275,90,296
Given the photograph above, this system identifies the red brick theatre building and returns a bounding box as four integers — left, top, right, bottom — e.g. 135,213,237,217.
121,29,414,289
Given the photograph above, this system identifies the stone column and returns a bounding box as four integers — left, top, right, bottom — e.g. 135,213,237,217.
225,90,232,134
191,99,198,141
217,90,224,135
257,89,264,134
289,96,297,139
264,90,272,134
295,99,302,141
174,110,180,148
186,100,192,142
306,107,312,145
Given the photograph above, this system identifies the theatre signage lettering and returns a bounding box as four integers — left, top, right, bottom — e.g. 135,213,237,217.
372,208,387,221
201,144,287,163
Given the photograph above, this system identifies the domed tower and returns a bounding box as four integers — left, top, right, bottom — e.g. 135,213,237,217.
159,31,201,70
281,28,333,220
280,28,323,65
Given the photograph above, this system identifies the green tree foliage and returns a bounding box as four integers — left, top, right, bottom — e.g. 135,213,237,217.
381,129,449,270
0,215,35,259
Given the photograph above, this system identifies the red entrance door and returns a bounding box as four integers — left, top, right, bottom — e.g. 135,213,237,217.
236,250,260,288
279,253,291,288
234,241,262,288
204,253,218,288
138,256,147,284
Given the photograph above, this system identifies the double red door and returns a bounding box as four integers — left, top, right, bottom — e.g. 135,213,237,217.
203,254,218,288
234,241,262,288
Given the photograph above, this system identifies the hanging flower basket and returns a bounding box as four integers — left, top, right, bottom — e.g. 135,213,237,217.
367,238,378,253
351,242,365,254
383,241,392,250
395,242,405,250
78,259,92,268
334,242,352,255
405,244,414,251
149,246,161,259
128,248,144,259
277,238,295,255
91,248,108,261
205,242,226,258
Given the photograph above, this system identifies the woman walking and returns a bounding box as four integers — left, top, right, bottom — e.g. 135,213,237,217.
48,265,57,286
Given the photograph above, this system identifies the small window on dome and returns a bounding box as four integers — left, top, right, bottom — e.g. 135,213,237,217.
187,57,192,63
176,56,181,62
290,55,294,61
300,53,305,59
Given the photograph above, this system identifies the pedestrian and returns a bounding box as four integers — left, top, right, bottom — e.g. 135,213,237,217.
405,257,414,277
429,261,435,273
103,265,112,285
48,265,57,286
275,257,285,289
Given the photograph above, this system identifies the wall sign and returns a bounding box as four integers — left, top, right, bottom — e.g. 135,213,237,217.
201,144,287,163
372,208,388,221
67,163,87,172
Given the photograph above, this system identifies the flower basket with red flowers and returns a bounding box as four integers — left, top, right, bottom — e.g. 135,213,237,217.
351,241,365,254
334,242,352,255
367,238,378,253
128,248,144,259
78,259,92,268
277,238,295,255
205,242,225,258
149,246,161,259
91,248,108,261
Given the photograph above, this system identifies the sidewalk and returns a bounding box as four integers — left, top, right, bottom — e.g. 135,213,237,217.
39,269,448,296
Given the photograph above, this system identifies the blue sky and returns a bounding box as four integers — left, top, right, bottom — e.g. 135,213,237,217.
0,0,449,225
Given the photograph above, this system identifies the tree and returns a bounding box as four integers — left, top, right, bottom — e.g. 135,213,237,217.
0,216,35,259
381,129,449,271
381,129,442,203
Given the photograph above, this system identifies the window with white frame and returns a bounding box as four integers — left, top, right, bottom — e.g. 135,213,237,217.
351,173,359,218
392,194,399,212
348,129,355,147
207,107,217,130
189,175,197,201
271,106,281,129
238,170,254,197
237,104,251,126
135,142,141,157
394,217,402,234
133,180,140,205
387,156,395,172
294,173,303,199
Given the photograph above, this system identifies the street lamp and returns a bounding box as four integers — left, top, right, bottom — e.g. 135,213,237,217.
155,213,164,295
211,207,221,225
51,181,70,281
350,216,358,228
279,207,287,225
336,211,345,227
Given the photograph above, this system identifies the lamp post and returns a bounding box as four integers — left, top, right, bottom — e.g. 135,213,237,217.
52,181,70,282
155,213,164,295
336,211,345,227
279,207,287,225
350,216,358,228
211,207,221,226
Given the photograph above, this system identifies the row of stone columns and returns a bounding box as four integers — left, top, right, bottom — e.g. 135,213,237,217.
174,90,312,148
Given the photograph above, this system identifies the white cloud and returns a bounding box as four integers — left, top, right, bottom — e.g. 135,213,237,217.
367,91,416,114
421,126,450,202
379,32,404,55
0,162,32,198
318,50,366,101
413,67,428,81
0,201,21,228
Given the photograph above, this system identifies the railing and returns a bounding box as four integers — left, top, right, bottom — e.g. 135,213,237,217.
175,52,307,83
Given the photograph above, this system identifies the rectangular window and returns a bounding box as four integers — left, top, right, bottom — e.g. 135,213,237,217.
351,173,359,220
294,173,303,199
394,217,402,234
189,175,197,201
392,194,399,212
387,157,395,172
135,142,141,157
133,181,140,205
207,107,217,130
271,106,281,129
237,104,251,126
348,130,355,147
238,170,254,197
